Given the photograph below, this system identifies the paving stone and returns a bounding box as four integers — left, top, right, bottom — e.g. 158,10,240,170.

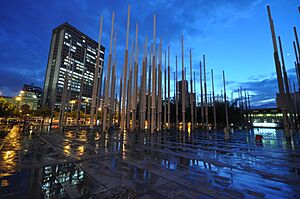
0,126,299,198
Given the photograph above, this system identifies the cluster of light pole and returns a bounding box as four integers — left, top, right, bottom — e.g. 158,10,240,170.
57,5,255,135
85,6,229,132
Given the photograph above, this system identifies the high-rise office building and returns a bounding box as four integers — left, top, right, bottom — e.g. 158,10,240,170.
42,22,105,111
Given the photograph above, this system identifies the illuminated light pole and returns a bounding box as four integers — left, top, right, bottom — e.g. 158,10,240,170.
189,49,194,130
211,69,217,130
127,40,134,130
157,39,162,131
223,71,229,130
90,16,103,129
175,55,178,130
278,36,295,130
121,5,130,132
118,76,122,127
76,48,87,125
200,61,204,129
174,71,176,128
204,55,208,129
267,5,290,137
147,46,151,131
293,27,300,92
109,30,117,127
102,12,115,131
181,35,186,132
194,71,197,128
140,36,147,130
167,46,171,129
151,14,156,133
132,24,139,131
83,98,88,124
59,40,73,128
164,51,167,129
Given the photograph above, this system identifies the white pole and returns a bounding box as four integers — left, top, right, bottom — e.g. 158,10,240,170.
90,16,103,128
168,46,171,129
121,5,130,132
181,35,186,132
102,12,114,131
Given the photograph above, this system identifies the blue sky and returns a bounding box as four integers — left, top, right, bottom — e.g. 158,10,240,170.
0,0,299,107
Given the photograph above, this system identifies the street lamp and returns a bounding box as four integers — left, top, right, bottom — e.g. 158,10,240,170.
15,96,21,109
69,100,76,111
84,99,89,125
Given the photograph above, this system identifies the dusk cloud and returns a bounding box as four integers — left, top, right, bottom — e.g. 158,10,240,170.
0,0,298,108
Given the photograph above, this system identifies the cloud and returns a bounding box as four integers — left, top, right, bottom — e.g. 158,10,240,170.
228,67,298,107
0,0,293,109
0,67,44,96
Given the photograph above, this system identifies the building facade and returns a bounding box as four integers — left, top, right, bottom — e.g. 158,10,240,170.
42,22,105,111
16,90,39,111
177,80,192,107
23,84,43,107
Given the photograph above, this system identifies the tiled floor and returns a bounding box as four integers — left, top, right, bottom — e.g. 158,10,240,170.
0,125,299,198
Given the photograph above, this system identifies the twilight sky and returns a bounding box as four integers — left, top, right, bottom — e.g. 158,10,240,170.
0,0,299,107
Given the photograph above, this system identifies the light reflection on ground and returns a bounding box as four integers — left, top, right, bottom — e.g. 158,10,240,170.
0,125,299,198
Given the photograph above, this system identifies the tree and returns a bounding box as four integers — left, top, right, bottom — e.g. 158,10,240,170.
0,97,18,118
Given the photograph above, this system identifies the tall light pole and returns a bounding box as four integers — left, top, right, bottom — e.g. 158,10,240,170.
211,69,217,129
181,35,186,132
204,55,208,129
102,12,115,131
223,70,229,130
121,5,130,132
267,5,290,137
151,14,156,133
189,49,194,130
167,46,171,129
90,17,103,129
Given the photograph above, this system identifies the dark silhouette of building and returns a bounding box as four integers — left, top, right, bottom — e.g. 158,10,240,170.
42,22,105,111
177,80,195,107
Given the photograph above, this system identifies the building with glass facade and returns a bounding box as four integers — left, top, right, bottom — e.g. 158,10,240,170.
42,22,105,111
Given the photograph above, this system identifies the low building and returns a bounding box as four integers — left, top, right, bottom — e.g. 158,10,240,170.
23,84,43,107
15,90,39,111
250,108,283,128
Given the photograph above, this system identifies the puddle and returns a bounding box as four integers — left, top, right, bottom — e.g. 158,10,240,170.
0,126,299,198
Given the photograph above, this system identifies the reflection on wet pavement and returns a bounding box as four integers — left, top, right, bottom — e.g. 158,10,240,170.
0,126,300,198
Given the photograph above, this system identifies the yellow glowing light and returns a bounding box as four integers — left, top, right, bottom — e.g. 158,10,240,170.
1,179,9,187
70,100,76,104
64,144,71,156
2,150,17,172
77,145,85,156
16,97,21,101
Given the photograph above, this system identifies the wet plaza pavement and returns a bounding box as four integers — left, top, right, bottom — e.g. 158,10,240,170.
0,126,300,198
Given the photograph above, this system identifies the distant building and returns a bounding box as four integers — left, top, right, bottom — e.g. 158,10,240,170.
16,90,39,111
177,80,195,107
23,84,42,107
250,108,283,128
42,22,105,111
